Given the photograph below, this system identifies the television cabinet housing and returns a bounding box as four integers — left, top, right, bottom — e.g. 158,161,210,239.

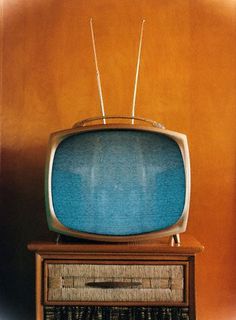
45,119,190,242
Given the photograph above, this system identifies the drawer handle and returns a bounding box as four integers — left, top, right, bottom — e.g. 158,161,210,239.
85,281,142,289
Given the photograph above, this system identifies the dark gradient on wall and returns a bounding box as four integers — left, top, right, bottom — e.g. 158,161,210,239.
0,147,54,320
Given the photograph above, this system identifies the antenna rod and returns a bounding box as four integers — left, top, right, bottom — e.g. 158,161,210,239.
90,18,106,124
131,19,145,125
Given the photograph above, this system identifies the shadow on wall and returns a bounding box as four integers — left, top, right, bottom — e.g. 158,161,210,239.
1,2,82,318
0,146,55,320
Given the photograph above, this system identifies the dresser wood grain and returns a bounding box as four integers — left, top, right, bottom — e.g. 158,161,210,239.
28,234,203,320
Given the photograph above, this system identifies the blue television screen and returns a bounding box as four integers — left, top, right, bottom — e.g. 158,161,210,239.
46,127,190,240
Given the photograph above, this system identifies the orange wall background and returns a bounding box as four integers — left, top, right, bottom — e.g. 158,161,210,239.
1,1,236,319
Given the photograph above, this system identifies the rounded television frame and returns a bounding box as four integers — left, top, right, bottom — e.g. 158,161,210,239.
45,122,191,242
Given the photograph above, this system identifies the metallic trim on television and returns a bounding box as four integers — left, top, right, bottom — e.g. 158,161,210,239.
45,124,190,242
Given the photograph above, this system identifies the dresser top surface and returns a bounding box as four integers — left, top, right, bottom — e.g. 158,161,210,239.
28,234,204,255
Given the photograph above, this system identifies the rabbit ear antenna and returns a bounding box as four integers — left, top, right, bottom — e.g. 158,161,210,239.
90,18,106,124
131,19,146,124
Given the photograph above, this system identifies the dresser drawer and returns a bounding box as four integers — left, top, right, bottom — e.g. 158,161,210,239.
44,261,188,306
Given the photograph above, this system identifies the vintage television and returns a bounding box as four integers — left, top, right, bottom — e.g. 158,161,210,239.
45,20,190,243
45,116,190,242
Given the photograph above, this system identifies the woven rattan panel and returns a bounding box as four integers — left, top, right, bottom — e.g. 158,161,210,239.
46,264,184,302
44,306,190,320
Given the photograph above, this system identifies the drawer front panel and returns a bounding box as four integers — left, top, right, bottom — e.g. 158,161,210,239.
45,263,186,304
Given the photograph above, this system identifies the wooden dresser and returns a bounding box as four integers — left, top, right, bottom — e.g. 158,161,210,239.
28,234,203,320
